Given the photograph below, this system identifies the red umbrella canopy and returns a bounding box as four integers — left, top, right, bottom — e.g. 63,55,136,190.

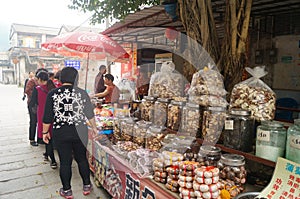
41,31,129,61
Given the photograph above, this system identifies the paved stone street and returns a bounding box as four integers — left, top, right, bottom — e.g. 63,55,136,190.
0,84,111,199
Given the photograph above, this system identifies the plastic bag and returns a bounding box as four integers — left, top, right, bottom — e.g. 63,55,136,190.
188,63,227,97
117,78,135,101
148,61,184,98
229,66,276,121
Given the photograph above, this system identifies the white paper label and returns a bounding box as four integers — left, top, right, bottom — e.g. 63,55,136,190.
257,129,270,142
290,136,300,149
225,120,234,130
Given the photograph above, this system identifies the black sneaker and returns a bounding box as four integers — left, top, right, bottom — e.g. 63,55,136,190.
43,153,49,161
50,162,57,169
59,188,73,199
83,184,92,195
30,141,38,146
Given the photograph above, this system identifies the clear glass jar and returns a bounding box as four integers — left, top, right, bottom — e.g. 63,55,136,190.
167,100,185,131
113,116,127,142
130,100,142,119
140,96,155,122
121,118,136,141
286,119,300,164
202,106,227,144
153,98,170,127
181,103,202,137
224,108,255,152
145,125,165,151
133,120,151,147
255,121,287,162
197,145,221,166
218,154,247,186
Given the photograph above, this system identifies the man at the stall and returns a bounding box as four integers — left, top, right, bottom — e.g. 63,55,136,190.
92,74,120,104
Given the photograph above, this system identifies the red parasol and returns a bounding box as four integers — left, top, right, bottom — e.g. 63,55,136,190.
41,31,129,89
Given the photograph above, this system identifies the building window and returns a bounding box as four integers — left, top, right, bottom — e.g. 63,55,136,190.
35,40,40,48
18,40,23,47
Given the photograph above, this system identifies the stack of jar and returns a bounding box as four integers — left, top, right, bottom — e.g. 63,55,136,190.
120,117,137,141
178,161,199,199
193,166,220,198
165,166,180,193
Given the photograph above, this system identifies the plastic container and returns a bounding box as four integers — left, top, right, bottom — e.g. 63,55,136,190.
218,154,247,187
167,100,185,131
153,98,170,127
145,125,165,151
224,108,255,152
202,106,226,144
286,119,300,164
113,116,127,142
255,121,287,162
133,120,152,147
120,118,136,141
181,103,202,137
140,96,155,122
197,145,221,166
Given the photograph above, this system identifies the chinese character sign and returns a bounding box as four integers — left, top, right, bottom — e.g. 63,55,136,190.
258,157,300,198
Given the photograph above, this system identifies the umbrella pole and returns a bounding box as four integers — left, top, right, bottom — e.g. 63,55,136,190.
85,53,90,91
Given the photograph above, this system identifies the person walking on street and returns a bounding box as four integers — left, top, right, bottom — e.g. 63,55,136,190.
22,71,34,101
94,65,107,94
30,71,57,169
42,67,100,199
25,68,48,146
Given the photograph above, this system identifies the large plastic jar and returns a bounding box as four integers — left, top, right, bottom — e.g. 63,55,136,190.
120,118,136,141
255,121,287,162
153,98,170,127
113,116,127,142
133,120,151,147
145,125,165,151
224,108,255,152
202,106,226,144
197,145,221,167
181,103,202,137
140,96,155,122
218,154,247,187
286,119,300,164
167,100,185,131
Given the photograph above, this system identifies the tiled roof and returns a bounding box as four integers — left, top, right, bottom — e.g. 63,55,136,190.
11,23,60,35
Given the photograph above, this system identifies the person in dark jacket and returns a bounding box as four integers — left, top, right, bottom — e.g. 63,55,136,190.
94,65,106,94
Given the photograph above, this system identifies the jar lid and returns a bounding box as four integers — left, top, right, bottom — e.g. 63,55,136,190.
157,98,170,103
144,96,155,101
207,106,226,112
136,120,152,128
221,154,245,166
171,100,185,106
261,120,284,128
229,108,251,116
199,145,221,155
186,102,199,108
148,125,166,134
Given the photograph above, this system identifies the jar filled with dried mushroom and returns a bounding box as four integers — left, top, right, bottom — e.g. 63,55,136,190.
113,116,128,142
167,100,185,131
197,145,221,166
140,96,155,122
153,98,170,127
202,106,226,144
218,154,247,189
224,109,255,152
145,125,165,151
181,103,203,137
133,120,152,147
256,121,287,162
120,118,136,141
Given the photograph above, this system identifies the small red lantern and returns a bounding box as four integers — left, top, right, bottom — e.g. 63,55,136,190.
165,27,178,41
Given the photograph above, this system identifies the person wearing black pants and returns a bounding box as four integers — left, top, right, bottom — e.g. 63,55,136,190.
28,103,38,145
42,67,102,199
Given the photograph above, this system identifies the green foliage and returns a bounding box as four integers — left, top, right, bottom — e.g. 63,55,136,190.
68,0,160,24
